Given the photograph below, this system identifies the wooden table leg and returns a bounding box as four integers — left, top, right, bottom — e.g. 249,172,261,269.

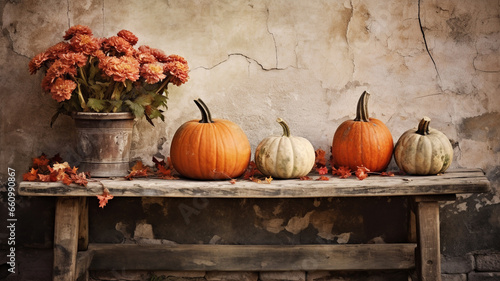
53,197,81,281
77,197,90,280
414,198,441,281
78,197,89,251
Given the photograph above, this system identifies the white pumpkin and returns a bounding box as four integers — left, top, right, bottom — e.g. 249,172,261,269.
394,117,454,175
255,118,315,179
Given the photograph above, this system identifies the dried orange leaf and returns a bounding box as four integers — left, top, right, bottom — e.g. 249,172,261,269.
23,168,38,181
97,188,114,208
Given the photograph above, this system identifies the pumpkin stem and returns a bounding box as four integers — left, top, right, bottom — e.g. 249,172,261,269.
417,116,431,135
194,98,213,123
354,91,370,122
277,118,291,137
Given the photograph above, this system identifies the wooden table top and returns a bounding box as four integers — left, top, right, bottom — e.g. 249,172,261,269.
18,168,490,198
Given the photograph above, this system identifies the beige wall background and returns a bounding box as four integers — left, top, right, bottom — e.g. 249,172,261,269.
2,0,499,169
0,0,499,279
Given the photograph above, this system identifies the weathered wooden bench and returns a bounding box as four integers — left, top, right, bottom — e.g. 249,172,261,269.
19,168,490,281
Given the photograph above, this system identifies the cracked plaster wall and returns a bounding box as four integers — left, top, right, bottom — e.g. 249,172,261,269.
0,0,499,266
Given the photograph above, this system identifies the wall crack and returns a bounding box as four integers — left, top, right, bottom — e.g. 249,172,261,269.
66,0,71,28
346,0,356,80
418,0,441,81
102,0,106,35
265,7,278,69
193,53,293,72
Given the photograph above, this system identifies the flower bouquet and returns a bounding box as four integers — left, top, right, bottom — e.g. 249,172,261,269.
29,25,189,125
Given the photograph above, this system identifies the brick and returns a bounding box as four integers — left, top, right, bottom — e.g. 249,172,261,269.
468,272,500,281
260,271,306,281
442,254,475,273
476,253,500,271
442,273,467,281
205,271,258,281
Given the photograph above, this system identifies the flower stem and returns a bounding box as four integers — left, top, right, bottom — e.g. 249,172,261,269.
105,80,117,100
76,82,87,111
155,76,171,95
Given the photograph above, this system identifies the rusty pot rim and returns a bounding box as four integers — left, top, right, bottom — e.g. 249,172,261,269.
72,112,135,120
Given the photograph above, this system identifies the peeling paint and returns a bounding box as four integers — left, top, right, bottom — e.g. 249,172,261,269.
456,202,468,213
310,211,336,240
115,222,131,239
285,211,314,235
262,218,285,234
141,197,169,216
476,194,500,211
134,221,154,239
336,232,351,244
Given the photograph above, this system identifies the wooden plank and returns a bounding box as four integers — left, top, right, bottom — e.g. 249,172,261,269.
78,197,89,251
53,197,80,281
413,195,456,202
75,250,94,281
18,169,490,198
415,200,441,281
87,243,416,271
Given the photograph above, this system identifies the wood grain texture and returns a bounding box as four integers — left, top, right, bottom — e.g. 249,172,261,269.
75,250,94,281
87,243,416,271
53,197,80,281
416,201,441,281
19,169,490,198
78,197,88,251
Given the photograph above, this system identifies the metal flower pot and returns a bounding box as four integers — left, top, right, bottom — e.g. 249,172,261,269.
73,112,135,177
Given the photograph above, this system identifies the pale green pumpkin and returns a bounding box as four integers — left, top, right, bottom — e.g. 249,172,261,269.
255,118,315,179
394,117,453,175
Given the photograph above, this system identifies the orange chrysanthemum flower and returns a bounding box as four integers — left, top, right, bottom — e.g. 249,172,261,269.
117,30,138,46
99,56,140,82
103,36,135,56
46,60,77,81
63,25,93,40
50,78,76,102
70,34,101,55
164,60,189,86
141,63,166,84
92,49,106,60
165,54,188,65
46,42,70,60
29,52,50,74
138,45,169,62
135,50,157,64
58,52,88,68
29,24,190,124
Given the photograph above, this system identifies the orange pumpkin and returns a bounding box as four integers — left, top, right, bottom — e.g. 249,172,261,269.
170,99,251,180
331,91,393,172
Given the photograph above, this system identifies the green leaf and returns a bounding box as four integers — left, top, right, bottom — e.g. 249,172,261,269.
125,100,144,118
148,108,164,121
110,83,124,100
89,60,100,81
87,98,107,112
90,83,103,93
109,100,123,113
134,94,154,106
125,80,134,92
152,94,168,108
